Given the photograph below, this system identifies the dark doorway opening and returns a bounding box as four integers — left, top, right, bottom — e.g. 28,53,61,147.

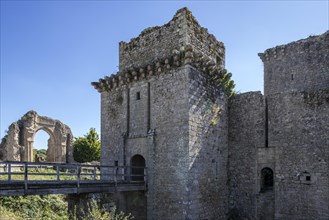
131,155,145,181
261,167,274,192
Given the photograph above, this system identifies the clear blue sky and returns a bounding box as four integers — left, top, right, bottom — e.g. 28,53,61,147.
1,1,328,149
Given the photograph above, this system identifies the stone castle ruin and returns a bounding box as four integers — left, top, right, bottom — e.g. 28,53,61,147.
0,111,74,163
0,6,326,220
92,7,328,219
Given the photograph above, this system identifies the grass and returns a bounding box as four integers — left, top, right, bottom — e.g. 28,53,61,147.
0,205,18,220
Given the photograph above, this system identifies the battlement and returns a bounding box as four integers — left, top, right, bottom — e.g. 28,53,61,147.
93,7,227,93
119,7,225,72
258,31,329,62
92,44,225,93
259,30,329,95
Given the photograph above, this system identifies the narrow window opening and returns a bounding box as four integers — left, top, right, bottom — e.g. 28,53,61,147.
300,172,312,184
216,56,221,65
114,161,118,166
291,74,294,80
136,92,141,100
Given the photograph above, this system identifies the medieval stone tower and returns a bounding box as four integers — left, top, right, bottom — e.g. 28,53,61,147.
93,7,228,219
92,7,329,220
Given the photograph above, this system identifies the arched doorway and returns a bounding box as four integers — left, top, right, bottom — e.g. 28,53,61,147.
33,129,56,162
131,154,145,181
260,167,274,192
33,130,49,162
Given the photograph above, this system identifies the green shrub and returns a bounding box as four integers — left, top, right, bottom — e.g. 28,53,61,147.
0,195,133,220
0,195,67,219
73,128,100,163
78,200,133,220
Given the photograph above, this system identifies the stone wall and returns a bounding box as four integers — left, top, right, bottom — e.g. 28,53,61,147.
67,192,147,220
148,67,190,219
119,12,182,72
0,123,21,161
259,31,329,96
100,66,191,219
119,7,225,72
99,64,230,219
268,90,329,219
228,92,265,219
187,67,228,219
104,191,147,220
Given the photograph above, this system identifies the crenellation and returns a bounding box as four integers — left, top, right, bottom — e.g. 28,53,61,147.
261,31,329,96
118,7,225,73
259,31,329,62
93,45,225,93
258,45,286,61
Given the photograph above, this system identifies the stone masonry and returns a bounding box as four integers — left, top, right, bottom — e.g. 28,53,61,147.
92,7,329,220
228,31,329,219
0,111,74,163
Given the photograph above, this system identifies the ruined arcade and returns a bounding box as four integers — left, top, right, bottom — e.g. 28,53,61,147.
92,7,329,220
0,111,74,163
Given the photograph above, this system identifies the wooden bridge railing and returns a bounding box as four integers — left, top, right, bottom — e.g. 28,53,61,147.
0,161,147,196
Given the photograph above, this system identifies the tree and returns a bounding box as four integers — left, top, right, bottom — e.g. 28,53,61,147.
34,149,47,162
73,128,100,163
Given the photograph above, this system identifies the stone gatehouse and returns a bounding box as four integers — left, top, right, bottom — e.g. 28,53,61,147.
92,7,329,220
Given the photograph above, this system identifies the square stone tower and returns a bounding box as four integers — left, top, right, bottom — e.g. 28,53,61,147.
258,32,329,219
92,7,229,219
259,32,329,96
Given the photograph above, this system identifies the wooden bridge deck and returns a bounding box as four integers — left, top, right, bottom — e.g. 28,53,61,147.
0,161,147,196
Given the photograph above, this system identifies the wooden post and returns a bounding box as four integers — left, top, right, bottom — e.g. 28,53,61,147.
114,166,118,191
144,168,147,190
8,162,11,182
77,164,80,189
127,166,131,182
93,167,96,181
56,164,60,181
24,163,28,193
114,167,117,183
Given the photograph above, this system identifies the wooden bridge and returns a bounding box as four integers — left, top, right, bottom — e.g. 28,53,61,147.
0,161,147,196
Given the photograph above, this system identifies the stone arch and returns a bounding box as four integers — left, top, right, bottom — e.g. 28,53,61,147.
0,111,74,163
130,154,145,181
